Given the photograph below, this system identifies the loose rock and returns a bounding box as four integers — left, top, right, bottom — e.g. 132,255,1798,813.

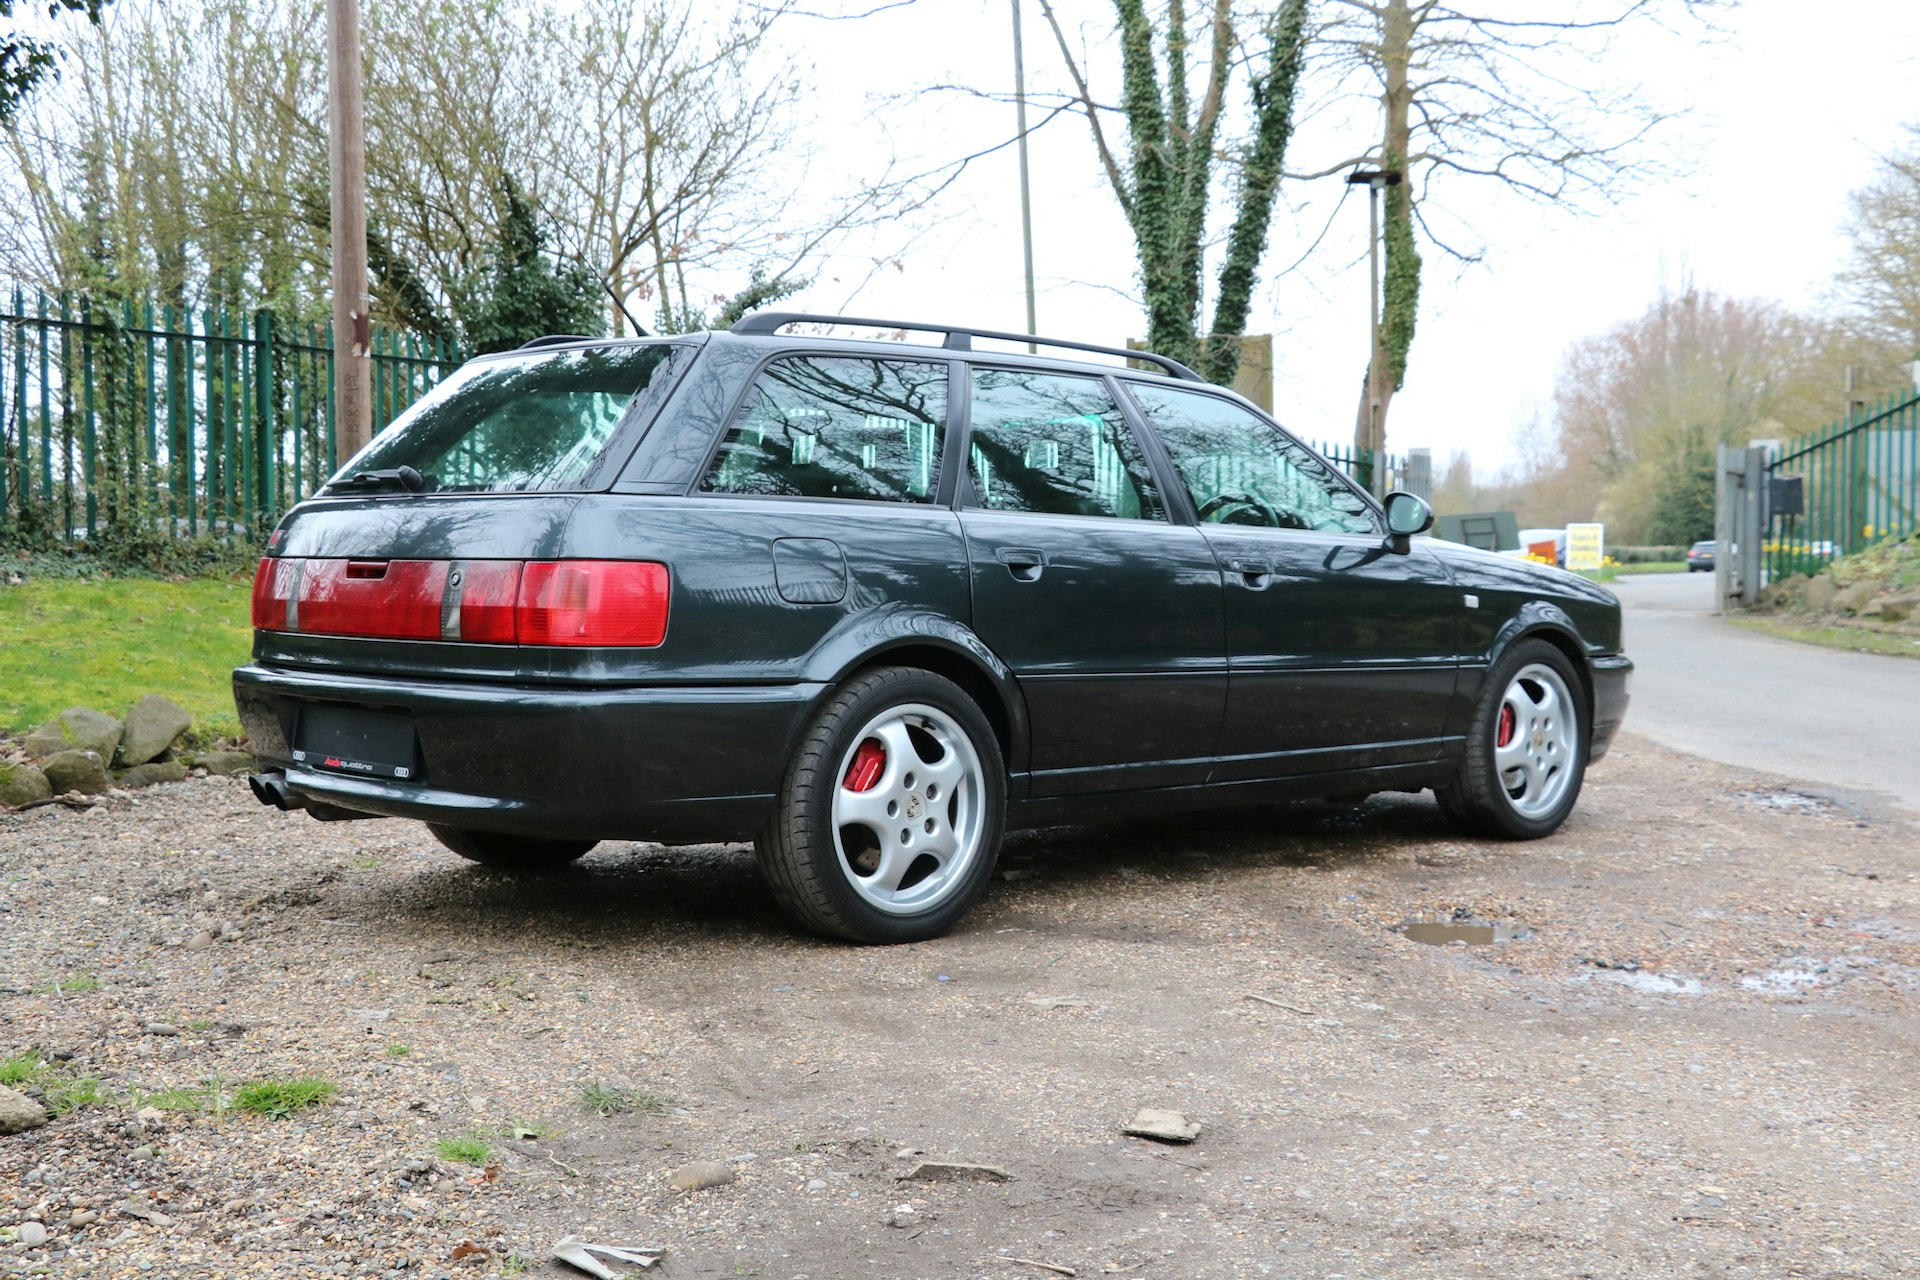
23,707,123,761
667,1159,736,1191
1122,1107,1201,1144
898,1161,1010,1183
0,1085,50,1135
190,750,257,777
41,748,112,796
0,760,52,808
119,694,192,766
117,760,190,789
17,1221,48,1248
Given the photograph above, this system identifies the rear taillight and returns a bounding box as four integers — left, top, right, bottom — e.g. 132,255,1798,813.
251,557,294,630
454,561,521,644
518,561,670,647
299,558,448,640
251,557,668,647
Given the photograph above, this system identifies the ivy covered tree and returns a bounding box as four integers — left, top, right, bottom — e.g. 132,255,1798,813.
1040,0,1310,385
462,176,605,356
0,0,109,123
1303,0,1726,468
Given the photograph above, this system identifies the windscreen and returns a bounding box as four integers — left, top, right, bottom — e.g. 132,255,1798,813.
330,344,675,493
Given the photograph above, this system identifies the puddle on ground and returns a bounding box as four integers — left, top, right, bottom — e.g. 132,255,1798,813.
1594,969,1706,996
1740,962,1828,995
1401,919,1529,945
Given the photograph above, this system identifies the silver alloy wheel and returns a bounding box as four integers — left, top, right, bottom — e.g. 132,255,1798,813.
830,701,988,916
1492,662,1578,819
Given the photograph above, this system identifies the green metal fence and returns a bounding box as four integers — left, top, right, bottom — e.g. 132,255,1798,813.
1,288,463,548
1765,388,1920,581
5,291,1412,550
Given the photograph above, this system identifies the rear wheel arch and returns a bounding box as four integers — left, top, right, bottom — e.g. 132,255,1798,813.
802,616,1028,776
840,644,1018,775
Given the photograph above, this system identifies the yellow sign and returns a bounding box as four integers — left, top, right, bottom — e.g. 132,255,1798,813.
1565,522,1605,572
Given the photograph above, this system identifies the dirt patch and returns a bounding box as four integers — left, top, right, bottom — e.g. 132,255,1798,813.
2,734,1918,1277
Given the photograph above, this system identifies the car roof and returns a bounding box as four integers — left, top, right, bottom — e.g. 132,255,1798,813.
503,312,1209,390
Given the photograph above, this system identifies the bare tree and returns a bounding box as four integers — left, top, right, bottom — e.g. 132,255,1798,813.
1539,286,1907,543
1839,124,1920,358
1296,0,1725,464
2,0,938,341
1036,0,1310,384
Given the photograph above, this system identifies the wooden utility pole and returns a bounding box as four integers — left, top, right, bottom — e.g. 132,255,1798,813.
1011,0,1037,352
328,0,371,466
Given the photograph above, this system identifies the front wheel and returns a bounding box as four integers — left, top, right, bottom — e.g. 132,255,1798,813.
756,667,1006,944
427,824,597,872
1435,639,1588,839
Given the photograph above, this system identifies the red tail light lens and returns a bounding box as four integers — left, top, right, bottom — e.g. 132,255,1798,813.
251,557,668,647
517,561,670,647
456,561,521,644
251,558,295,630
298,559,448,641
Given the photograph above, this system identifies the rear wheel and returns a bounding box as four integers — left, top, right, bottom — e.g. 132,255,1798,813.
756,666,1005,944
1435,639,1587,839
427,824,597,872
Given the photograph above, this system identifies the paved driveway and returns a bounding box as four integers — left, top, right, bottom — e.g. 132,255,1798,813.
1610,570,1920,822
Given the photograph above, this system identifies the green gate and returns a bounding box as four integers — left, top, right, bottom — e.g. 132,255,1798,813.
1,289,462,548
1766,388,1920,581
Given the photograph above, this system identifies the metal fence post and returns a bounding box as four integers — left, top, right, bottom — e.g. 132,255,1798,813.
253,309,276,531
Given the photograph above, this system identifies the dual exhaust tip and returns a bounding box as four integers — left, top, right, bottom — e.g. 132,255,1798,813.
248,770,304,811
246,770,371,823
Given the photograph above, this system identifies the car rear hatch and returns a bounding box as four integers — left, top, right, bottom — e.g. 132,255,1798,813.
249,338,693,684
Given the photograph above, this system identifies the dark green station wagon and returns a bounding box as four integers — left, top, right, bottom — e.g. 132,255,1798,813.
236,313,1631,943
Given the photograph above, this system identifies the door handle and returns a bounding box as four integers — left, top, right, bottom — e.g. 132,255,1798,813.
1226,558,1271,588
996,546,1048,582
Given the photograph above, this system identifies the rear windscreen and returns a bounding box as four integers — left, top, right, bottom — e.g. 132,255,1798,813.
330,344,676,493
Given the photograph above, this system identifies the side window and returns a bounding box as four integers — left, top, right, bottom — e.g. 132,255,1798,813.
965,369,1164,521
701,356,946,502
1125,384,1380,535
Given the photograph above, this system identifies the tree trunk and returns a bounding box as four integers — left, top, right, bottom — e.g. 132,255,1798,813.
1353,0,1419,491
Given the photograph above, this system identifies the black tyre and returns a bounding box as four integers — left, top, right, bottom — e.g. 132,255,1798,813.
1435,638,1587,840
427,824,597,872
756,666,1006,944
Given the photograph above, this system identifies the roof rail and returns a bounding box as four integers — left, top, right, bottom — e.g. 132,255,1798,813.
728,311,1205,383
516,334,601,350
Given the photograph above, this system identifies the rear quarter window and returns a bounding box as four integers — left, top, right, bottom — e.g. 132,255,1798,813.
700,355,948,503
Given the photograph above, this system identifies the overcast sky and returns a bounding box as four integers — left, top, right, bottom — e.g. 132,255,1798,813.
773,0,1920,474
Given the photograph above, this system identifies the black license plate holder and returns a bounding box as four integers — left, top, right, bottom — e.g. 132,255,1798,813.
292,705,420,781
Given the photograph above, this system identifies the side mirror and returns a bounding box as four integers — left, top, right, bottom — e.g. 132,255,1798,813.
1382,491,1434,556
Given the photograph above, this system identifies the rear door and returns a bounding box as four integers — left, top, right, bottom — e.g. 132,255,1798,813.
1123,381,1459,780
956,367,1227,796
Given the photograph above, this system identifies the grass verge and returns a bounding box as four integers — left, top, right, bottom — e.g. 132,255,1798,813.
0,575,252,735
1729,615,1920,659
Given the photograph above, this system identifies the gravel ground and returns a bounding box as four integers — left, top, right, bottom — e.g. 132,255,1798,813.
2,733,1917,1279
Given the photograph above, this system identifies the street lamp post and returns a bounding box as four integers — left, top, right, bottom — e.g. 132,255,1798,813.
1346,166,1401,497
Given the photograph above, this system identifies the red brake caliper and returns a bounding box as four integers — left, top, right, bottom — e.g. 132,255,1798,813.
843,738,886,792
1496,702,1517,748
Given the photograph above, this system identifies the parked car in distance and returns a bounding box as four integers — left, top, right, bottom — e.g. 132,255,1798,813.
235,314,1633,944
1687,540,1716,572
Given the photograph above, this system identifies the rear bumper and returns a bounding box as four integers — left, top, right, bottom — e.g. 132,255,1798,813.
233,665,823,843
1588,653,1632,762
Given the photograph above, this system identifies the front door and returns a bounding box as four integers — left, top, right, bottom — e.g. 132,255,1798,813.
1124,381,1459,781
957,367,1227,796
